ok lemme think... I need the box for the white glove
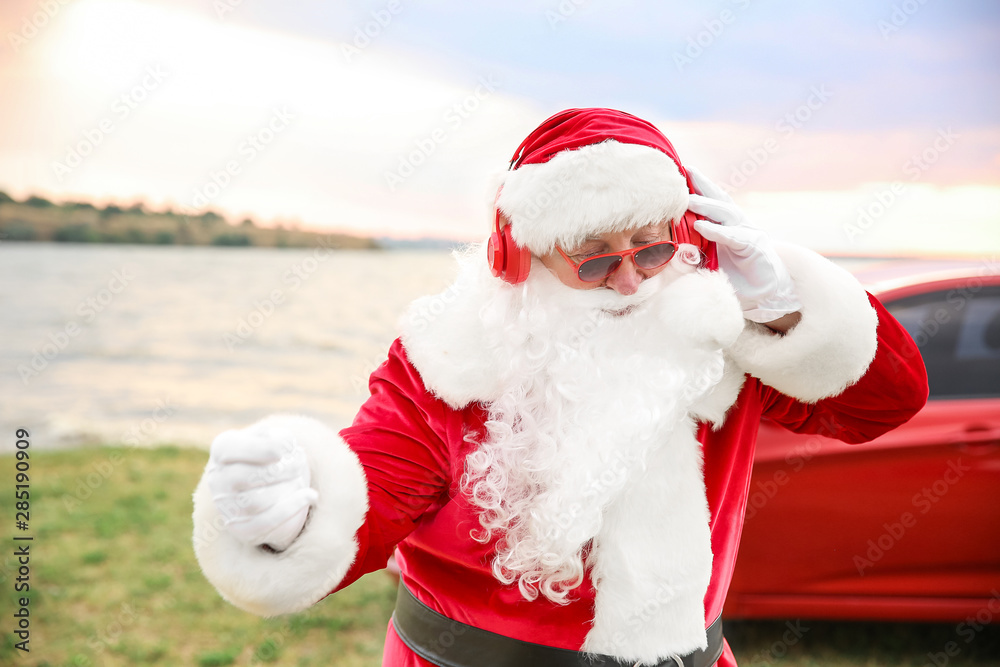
[686,167,802,323]
[206,423,318,552]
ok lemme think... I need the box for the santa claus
[192,108,928,666]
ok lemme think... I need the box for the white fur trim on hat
[192,414,368,617]
[728,244,879,403]
[497,140,689,255]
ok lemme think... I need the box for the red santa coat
[331,293,924,666]
[191,246,927,667]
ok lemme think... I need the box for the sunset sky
[1,0,998,255]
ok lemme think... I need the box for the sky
[1,0,998,255]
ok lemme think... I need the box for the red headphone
[674,208,714,257]
[487,188,532,284]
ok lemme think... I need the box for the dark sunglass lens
[579,256,622,282]
[634,243,676,269]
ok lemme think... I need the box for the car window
[886,284,1000,399]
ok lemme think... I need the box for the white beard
[401,244,746,663]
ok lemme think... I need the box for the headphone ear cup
[489,210,531,284]
[502,225,531,284]
[488,229,506,278]
[676,209,719,269]
[677,210,711,254]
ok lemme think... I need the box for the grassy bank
[0,446,396,666]
[1,446,997,666]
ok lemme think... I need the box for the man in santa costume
[192,108,928,666]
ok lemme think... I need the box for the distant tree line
[0,190,378,249]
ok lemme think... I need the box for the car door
[725,276,1000,621]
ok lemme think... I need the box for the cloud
[0,0,542,239]
[667,121,1000,192]
[0,0,996,254]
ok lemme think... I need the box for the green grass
[1,446,997,666]
[0,446,396,667]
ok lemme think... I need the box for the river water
[0,243,458,452]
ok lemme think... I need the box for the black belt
[392,583,724,667]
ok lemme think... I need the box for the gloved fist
[205,423,318,552]
[686,166,802,323]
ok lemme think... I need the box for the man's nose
[604,259,644,296]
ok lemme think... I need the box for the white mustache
[562,249,700,315]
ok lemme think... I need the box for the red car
[724,257,1000,622]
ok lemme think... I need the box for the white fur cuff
[728,244,878,403]
[192,415,368,617]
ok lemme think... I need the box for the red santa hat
[496,108,705,258]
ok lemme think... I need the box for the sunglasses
[556,241,678,282]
